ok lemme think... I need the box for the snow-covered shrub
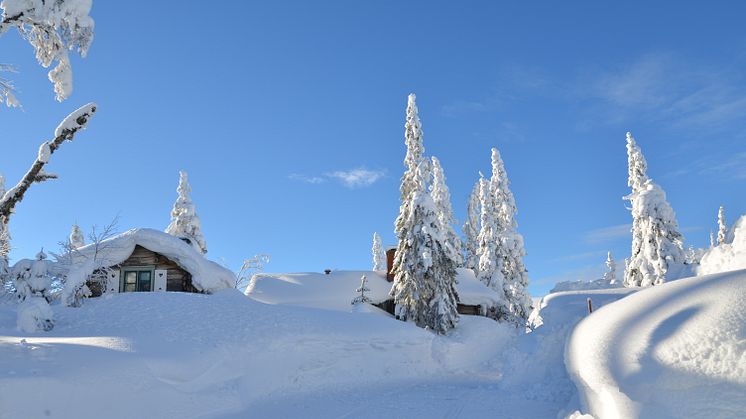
[351,275,372,305]
[17,296,54,332]
[13,249,57,302]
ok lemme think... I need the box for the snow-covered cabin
[246,268,502,318]
[65,228,234,298]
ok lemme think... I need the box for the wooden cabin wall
[116,245,196,292]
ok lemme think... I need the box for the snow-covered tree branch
[0,0,95,102]
[0,102,97,224]
[0,63,20,107]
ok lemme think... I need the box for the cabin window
[120,268,155,292]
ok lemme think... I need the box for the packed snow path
[566,270,746,419]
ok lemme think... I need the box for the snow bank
[697,214,746,275]
[0,290,523,418]
[566,270,746,418]
[62,228,234,305]
[246,268,504,311]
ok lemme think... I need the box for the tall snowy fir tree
[399,93,425,202]
[475,175,508,318]
[488,148,532,326]
[390,94,459,335]
[623,132,685,287]
[462,179,481,272]
[371,232,385,271]
[717,206,727,246]
[430,156,464,267]
[69,224,85,249]
[0,174,8,286]
[165,171,208,254]
[603,251,617,285]
[390,161,459,334]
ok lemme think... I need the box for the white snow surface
[61,228,234,304]
[566,270,746,418]
[246,268,504,310]
[0,289,568,419]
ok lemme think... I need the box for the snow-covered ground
[566,269,746,418]
[1,269,744,418]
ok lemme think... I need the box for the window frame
[119,266,156,293]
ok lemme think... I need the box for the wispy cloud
[665,152,746,181]
[326,168,386,188]
[550,250,609,263]
[582,224,632,244]
[288,174,326,184]
[289,167,386,189]
[440,64,554,117]
[585,53,746,131]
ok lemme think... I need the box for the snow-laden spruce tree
[603,251,617,285]
[390,94,459,334]
[430,156,464,267]
[400,93,425,201]
[390,160,459,334]
[488,148,532,325]
[69,223,85,248]
[351,275,372,305]
[0,0,95,102]
[710,231,715,249]
[166,171,207,254]
[475,175,508,312]
[462,179,481,272]
[623,132,685,287]
[717,206,727,246]
[0,174,9,286]
[372,232,385,271]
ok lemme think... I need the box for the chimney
[385,247,396,282]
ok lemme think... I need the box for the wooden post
[587,298,593,314]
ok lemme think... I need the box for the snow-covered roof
[245,268,503,312]
[61,228,235,304]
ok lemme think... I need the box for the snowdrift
[566,270,746,418]
[0,290,521,419]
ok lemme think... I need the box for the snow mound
[246,268,504,311]
[0,290,522,418]
[62,228,234,305]
[566,270,746,418]
[698,214,746,276]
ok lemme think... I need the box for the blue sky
[2,1,746,296]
